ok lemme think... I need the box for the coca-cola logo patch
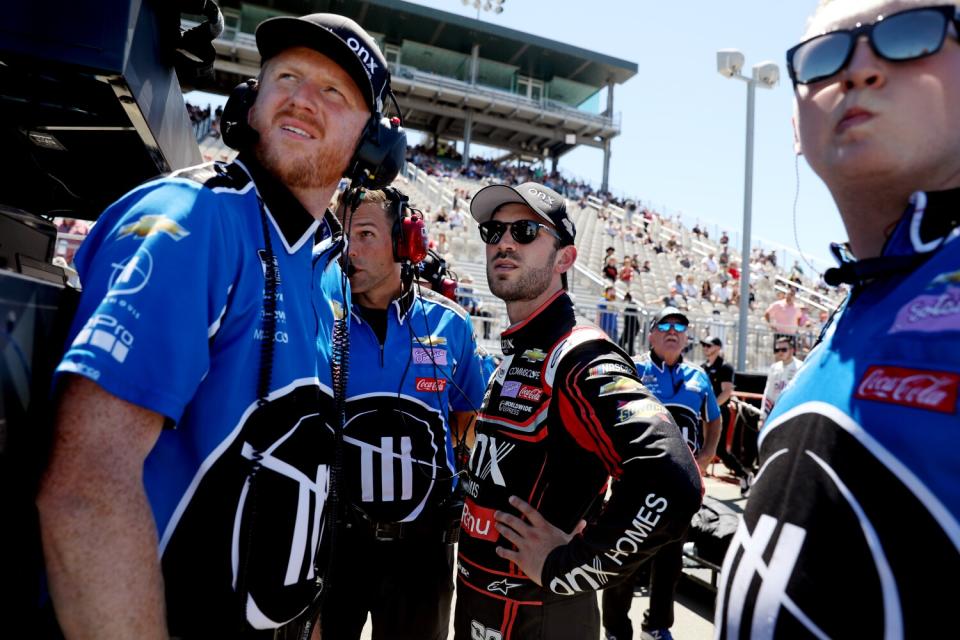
[855,366,959,414]
[415,377,447,392]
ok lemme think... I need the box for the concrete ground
[360,468,746,639]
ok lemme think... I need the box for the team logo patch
[888,285,960,334]
[929,269,960,287]
[600,376,644,397]
[617,399,668,423]
[521,348,547,362]
[412,347,448,365]
[855,366,959,413]
[415,377,447,392]
[415,335,447,347]
[117,214,190,241]
[487,579,522,595]
[587,363,637,379]
[518,385,543,401]
[461,498,498,542]
[108,248,153,297]
[501,380,521,398]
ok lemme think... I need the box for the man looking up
[453,182,702,640]
[717,1,960,637]
[322,189,485,639]
[37,13,389,637]
[603,307,721,640]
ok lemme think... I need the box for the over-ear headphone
[385,187,428,264]
[219,77,407,190]
[418,250,458,301]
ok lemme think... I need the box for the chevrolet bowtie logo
[117,215,190,241]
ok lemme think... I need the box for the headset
[418,250,458,301]
[383,187,428,264]
[220,76,407,190]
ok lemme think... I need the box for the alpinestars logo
[487,579,521,595]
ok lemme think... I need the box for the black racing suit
[454,291,702,640]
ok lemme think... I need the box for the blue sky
[189,0,847,269]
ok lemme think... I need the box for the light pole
[717,50,779,371]
[461,0,505,19]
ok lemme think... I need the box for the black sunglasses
[787,5,959,85]
[774,347,791,353]
[478,219,561,245]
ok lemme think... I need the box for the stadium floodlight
[717,50,780,371]
[465,0,505,18]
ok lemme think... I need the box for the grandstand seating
[187,128,842,371]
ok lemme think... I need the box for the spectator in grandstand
[692,223,703,239]
[716,1,960,635]
[715,279,732,306]
[719,247,730,268]
[604,307,720,640]
[37,12,384,637]
[702,252,719,273]
[602,255,619,282]
[322,188,485,640]
[619,257,634,289]
[666,236,679,252]
[727,260,741,281]
[758,336,802,429]
[619,292,641,356]
[701,336,753,496]
[683,275,699,300]
[700,279,714,302]
[641,259,652,273]
[679,253,692,269]
[598,285,619,342]
[763,286,803,337]
[720,230,730,246]
[653,241,666,255]
[435,206,449,223]
[458,182,700,640]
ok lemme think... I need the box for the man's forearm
[37,377,168,639]
[699,417,722,463]
[39,479,168,639]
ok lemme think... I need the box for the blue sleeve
[702,372,721,422]
[57,179,237,423]
[451,315,486,413]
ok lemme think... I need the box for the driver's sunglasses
[786,5,959,85]
[656,322,688,333]
[774,347,790,353]
[478,219,561,245]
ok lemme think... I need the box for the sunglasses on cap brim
[787,5,959,85]
[478,219,561,245]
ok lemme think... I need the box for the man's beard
[252,110,354,189]
[487,251,555,302]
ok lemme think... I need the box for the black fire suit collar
[500,290,571,356]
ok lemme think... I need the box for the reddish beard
[251,108,357,189]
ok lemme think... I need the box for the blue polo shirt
[56,156,349,632]
[633,350,720,453]
[344,289,486,524]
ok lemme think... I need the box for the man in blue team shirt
[322,188,485,639]
[716,1,960,636]
[36,13,389,637]
[603,306,719,640]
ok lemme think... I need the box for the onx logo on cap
[346,36,378,75]
[527,187,556,206]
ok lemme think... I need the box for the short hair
[775,336,796,349]
[335,189,394,223]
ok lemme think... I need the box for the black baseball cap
[256,13,390,114]
[470,182,576,246]
[651,306,689,327]
[700,335,723,347]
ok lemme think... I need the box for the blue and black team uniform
[717,190,960,638]
[56,153,348,636]
[603,351,720,639]
[321,287,486,640]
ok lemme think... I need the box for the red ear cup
[396,211,428,264]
